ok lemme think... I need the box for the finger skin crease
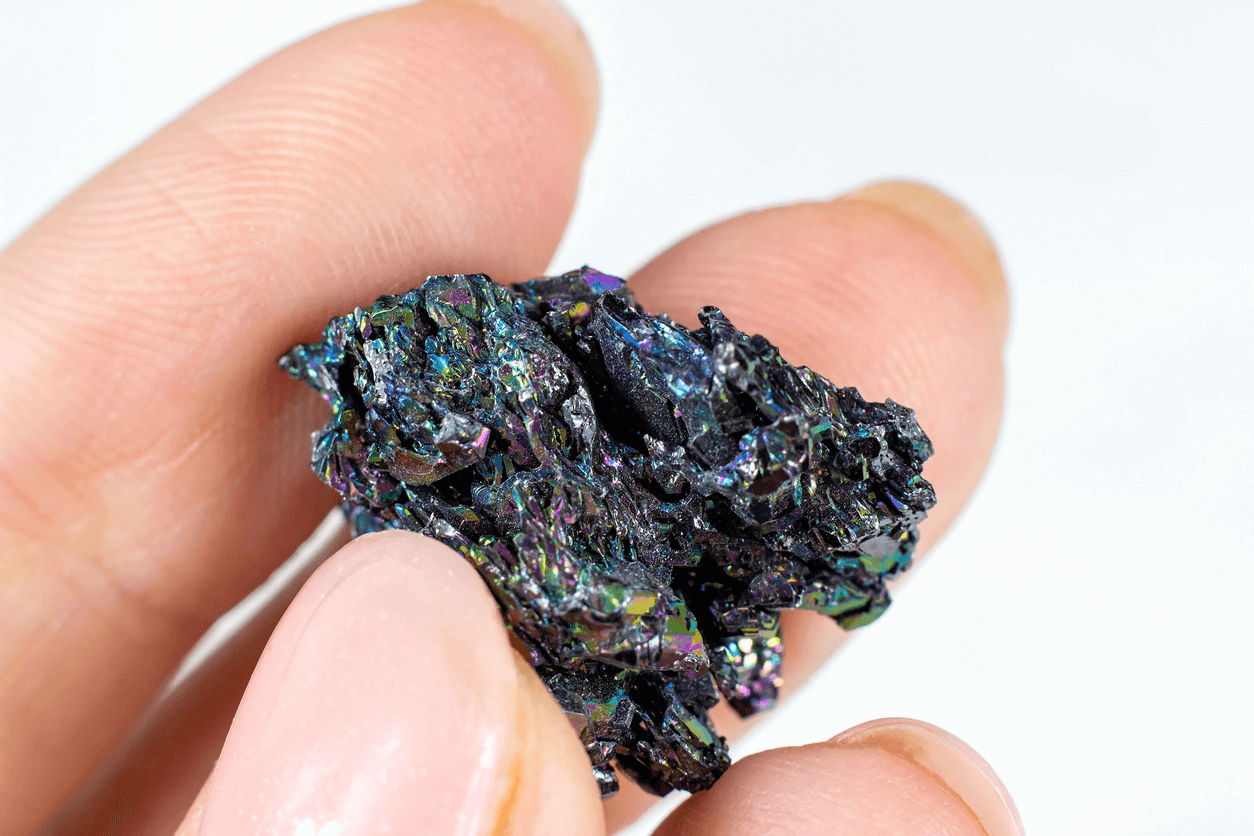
[0,410,234,636]
[488,659,533,836]
[489,742,526,836]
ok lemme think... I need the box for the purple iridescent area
[281,267,935,797]
[578,267,626,296]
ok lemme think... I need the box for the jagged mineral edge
[280,267,935,797]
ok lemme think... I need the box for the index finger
[0,2,597,832]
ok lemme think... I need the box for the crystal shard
[281,267,935,796]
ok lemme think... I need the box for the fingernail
[841,181,1006,305]
[830,718,1024,836]
[446,0,600,143]
[198,531,520,836]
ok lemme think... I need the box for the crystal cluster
[282,268,935,797]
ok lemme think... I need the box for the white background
[3,2,1252,834]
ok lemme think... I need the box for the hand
[0,1,1012,834]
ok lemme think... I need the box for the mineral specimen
[281,267,935,797]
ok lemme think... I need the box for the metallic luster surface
[281,267,935,796]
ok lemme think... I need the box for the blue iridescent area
[281,267,935,797]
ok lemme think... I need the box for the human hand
[0,1,1014,834]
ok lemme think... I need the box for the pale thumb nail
[831,718,1024,836]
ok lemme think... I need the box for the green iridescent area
[282,268,935,797]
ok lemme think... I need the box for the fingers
[654,719,1023,836]
[842,181,1007,326]
[605,181,1007,829]
[197,530,604,836]
[0,1,598,831]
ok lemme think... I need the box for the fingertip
[655,742,981,836]
[656,719,1021,836]
[829,718,1024,836]
[324,529,509,641]
[443,0,600,145]
[200,530,519,835]
[197,529,603,836]
[839,180,1008,336]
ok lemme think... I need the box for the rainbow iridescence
[282,268,935,796]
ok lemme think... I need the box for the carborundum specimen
[282,268,935,797]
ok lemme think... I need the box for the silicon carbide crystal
[281,268,935,797]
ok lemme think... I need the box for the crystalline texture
[281,267,935,797]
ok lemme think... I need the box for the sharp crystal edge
[281,267,936,797]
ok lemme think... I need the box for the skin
[0,1,1019,834]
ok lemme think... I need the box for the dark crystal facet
[281,267,935,796]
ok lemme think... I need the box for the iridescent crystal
[281,268,935,796]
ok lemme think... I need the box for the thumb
[180,530,603,836]
[654,718,1023,836]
